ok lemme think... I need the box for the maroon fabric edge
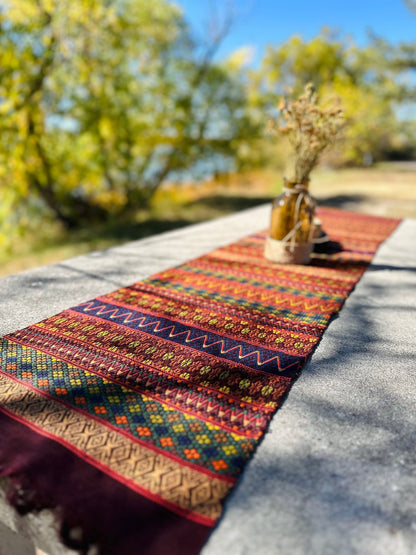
[0,410,211,555]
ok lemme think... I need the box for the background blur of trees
[0,0,415,250]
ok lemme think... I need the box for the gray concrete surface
[203,217,416,555]
[0,205,415,555]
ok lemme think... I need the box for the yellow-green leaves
[0,0,257,247]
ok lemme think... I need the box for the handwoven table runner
[0,208,399,554]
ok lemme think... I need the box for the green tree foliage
[1,1,414,254]
[259,30,412,166]
[405,0,416,13]
[367,1,416,104]
[0,0,258,244]
[261,30,350,95]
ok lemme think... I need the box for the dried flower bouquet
[269,83,345,184]
[265,84,344,264]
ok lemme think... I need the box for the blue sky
[174,0,415,65]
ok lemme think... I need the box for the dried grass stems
[269,83,345,184]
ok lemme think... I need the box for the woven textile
[0,208,399,554]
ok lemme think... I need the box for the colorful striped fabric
[0,208,399,554]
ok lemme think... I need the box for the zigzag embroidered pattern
[71,299,304,374]
[0,208,400,534]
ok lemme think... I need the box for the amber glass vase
[265,177,316,264]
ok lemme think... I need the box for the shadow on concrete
[368,263,416,272]
[316,194,367,209]
[204,270,416,554]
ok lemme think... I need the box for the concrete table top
[0,205,415,555]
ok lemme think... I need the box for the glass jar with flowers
[265,83,344,264]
